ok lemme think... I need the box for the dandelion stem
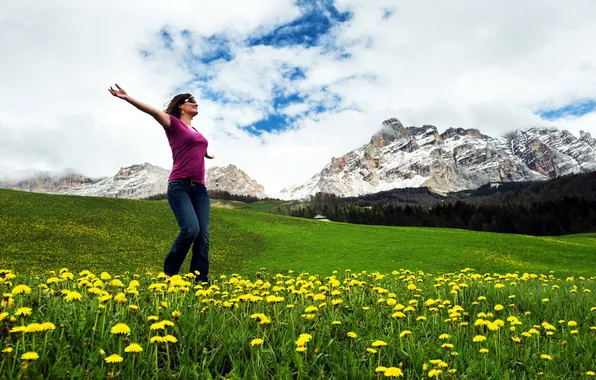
[166,342,171,374]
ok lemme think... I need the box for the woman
[109,84,214,285]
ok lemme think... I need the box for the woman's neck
[180,114,193,127]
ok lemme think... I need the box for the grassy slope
[1,189,595,277]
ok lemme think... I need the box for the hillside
[0,189,595,276]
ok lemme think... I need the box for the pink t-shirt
[164,114,209,185]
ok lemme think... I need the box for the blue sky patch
[244,114,289,134]
[247,0,351,48]
[159,27,174,50]
[538,99,596,120]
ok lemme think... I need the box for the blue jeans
[164,180,210,283]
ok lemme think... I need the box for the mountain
[53,163,170,199]
[0,169,100,193]
[205,165,266,198]
[279,118,596,199]
[1,163,266,199]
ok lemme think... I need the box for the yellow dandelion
[384,367,404,377]
[494,304,504,311]
[150,321,166,330]
[15,307,32,317]
[12,285,31,295]
[399,330,412,338]
[567,321,577,327]
[428,369,442,378]
[376,366,388,373]
[65,291,83,301]
[105,354,123,363]
[150,336,165,344]
[3,347,13,353]
[541,354,552,360]
[442,343,454,350]
[479,348,489,354]
[164,335,177,343]
[586,371,595,376]
[124,343,143,353]
[439,334,450,340]
[295,333,312,346]
[110,323,131,335]
[21,351,39,361]
[304,306,318,313]
[25,323,44,333]
[250,313,271,325]
[250,338,264,346]
[473,335,486,343]
[372,340,387,347]
[295,346,306,353]
[347,331,357,339]
[366,348,378,354]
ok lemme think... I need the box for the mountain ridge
[0,162,266,199]
[279,118,596,200]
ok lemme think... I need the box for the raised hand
[108,84,129,100]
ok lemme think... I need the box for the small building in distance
[313,214,330,222]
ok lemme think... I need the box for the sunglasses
[184,97,197,104]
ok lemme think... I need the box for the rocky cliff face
[0,170,99,193]
[280,119,596,199]
[205,165,266,198]
[50,163,170,199]
[1,163,266,199]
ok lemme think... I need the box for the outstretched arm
[108,84,171,129]
[205,151,215,159]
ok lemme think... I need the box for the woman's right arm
[109,84,171,129]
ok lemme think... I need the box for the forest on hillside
[278,172,596,236]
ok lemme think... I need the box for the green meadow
[0,189,595,277]
[1,189,596,379]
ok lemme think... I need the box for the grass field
[1,189,595,379]
[0,189,595,277]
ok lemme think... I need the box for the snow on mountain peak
[279,120,596,200]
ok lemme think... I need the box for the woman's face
[180,96,199,116]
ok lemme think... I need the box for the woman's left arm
[205,151,215,159]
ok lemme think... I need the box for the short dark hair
[164,93,192,118]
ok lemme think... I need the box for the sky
[1,0,596,196]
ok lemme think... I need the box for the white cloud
[1,0,595,194]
